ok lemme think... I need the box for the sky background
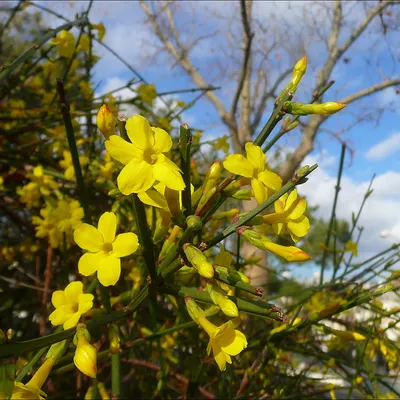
[7,1,400,276]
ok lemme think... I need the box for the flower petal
[245,142,266,172]
[285,189,298,211]
[98,211,117,244]
[126,115,155,150]
[212,344,227,371]
[138,189,168,209]
[251,179,267,204]
[223,154,253,178]
[290,198,306,219]
[112,232,139,257]
[220,330,247,356]
[63,312,81,330]
[117,158,154,195]
[64,281,83,303]
[152,127,172,153]
[49,305,74,326]
[97,256,121,287]
[78,294,94,314]
[153,159,185,191]
[78,251,104,276]
[258,170,282,191]
[74,224,103,252]
[288,216,310,238]
[105,135,139,165]
[274,193,288,213]
[51,290,67,308]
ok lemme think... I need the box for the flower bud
[202,161,221,194]
[74,327,97,378]
[196,187,216,213]
[206,282,238,317]
[183,244,214,279]
[296,165,310,178]
[185,297,205,323]
[176,265,197,285]
[263,240,311,262]
[108,188,120,197]
[164,187,181,216]
[284,101,345,116]
[6,329,13,341]
[230,189,252,200]
[212,208,240,220]
[328,328,366,342]
[186,215,202,231]
[108,324,120,354]
[46,340,68,362]
[240,229,266,250]
[290,56,307,89]
[191,186,203,207]
[97,104,116,139]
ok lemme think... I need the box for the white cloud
[365,133,400,161]
[298,155,400,260]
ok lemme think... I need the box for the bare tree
[139,0,400,285]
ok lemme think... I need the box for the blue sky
[15,1,400,263]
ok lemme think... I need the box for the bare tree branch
[230,0,254,122]
[139,1,233,131]
[338,77,400,105]
[336,0,395,58]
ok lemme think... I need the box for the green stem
[263,81,335,153]
[56,79,89,222]
[180,124,192,217]
[163,285,285,321]
[111,352,121,397]
[131,195,156,281]
[0,17,88,84]
[320,143,345,284]
[253,90,292,147]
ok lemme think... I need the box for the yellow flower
[92,23,106,42]
[214,136,230,153]
[0,176,4,191]
[74,211,139,286]
[105,115,185,195]
[17,182,41,209]
[79,81,93,100]
[49,281,94,330]
[97,104,116,139]
[11,341,66,400]
[262,189,310,242]
[199,316,247,371]
[74,333,97,378]
[223,142,282,204]
[60,151,89,181]
[29,166,59,196]
[55,199,84,233]
[330,329,366,341]
[11,381,47,400]
[137,84,157,106]
[345,240,358,256]
[49,30,75,58]
[32,206,62,248]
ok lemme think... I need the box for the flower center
[143,148,158,165]
[103,242,113,253]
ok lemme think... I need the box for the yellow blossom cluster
[32,199,84,248]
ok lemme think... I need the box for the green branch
[0,17,88,84]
